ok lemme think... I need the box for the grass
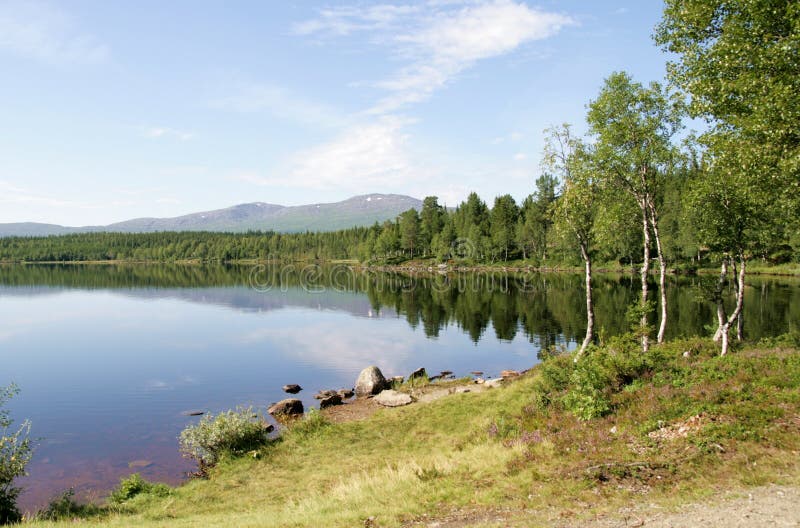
[27,339,800,527]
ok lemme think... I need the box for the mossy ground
[28,340,800,527]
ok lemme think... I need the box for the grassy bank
[29,338,800,527]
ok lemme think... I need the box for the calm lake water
[1,264,798,511]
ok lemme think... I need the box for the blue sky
[0,0,669,226]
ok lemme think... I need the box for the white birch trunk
[576,242,594,361]
[647,198,668,344]
[713,259,728,342]
[640,205,651,353]
[720,256,747,356]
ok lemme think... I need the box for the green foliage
[179,406,272,474]
[285,409,332,442]
[108,474,170,505]
[0,384,32,525]
[36,489,103,521]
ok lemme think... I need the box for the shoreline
[1,259,798,278]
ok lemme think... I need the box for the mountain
[0,194,423,237]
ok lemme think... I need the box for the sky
[0,0,670,226]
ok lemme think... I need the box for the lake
[1,263,798,511]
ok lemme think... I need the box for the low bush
[109,474,171,505]
[179,406,272,475]
[1,384,32,525]
[36,489,103,521]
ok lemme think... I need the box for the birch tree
[544,125,598,359]
[587,72,682,352]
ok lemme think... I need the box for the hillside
[0,194,422,237]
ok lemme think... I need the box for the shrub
[109,473,171,504]
[36,489,103,521]
[179,406,271,475]
[1,384,32,525]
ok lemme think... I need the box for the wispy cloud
[491,131,523,144]
[273,1,574,194]
[0,0,108,64]
[296,1,575,114]
[143,127,194,141]
[210,80,348,129]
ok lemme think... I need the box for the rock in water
[268,399,304,419]
[314,389,338,400]
[501,370,521,379]
[319,394,343,408]
[355,366,389,397]
[282,384,302,394]
[374,390,414,407]
[409,367,427,380]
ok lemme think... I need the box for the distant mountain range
[0,194,423,237]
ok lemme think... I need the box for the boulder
[355,366,389,397]
[409,367,427,380]
[391,375,405,384]
[314,389,338,400]
[282,384,302,394]
[374,390,414,407]
[319,394,343,409]
[440,370,454,378]
[337,388,355,399]
[500,370,521,379]
[268,398,304,418]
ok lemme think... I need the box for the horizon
[1,1,668,225]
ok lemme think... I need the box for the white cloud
[144,127,194,141]
[251,116,428,192]
[513,152,527,161]
[491,131,523,144]
[279,1,573,192]
[210,81,347,129]
[295,1,573,115]
[0,0,108,64]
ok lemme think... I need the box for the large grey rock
[374,390,414,407]
[268,398,304,419]
[355,366,389,397]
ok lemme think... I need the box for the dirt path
[404,485,800,527]
[592,485,800,528]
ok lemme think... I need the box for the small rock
[610,426,618,435]
[282,384,302,394]
[268,398,304,419]
[320,394,343,408]
[337,388,354,399]
[500,370,521,379]
[471,371,484,376]
[391,375,405,384]
[409,367,427,380]
[440,370,453,378]
[374,389,414,407]
[263,422,275,433]
[682,350,691,358]
[355,366,390,397]
[428,375,441,382]
[181,410,205,416]
[484,378,503,388]
[474,377,485,384]
[314,389,338,400]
